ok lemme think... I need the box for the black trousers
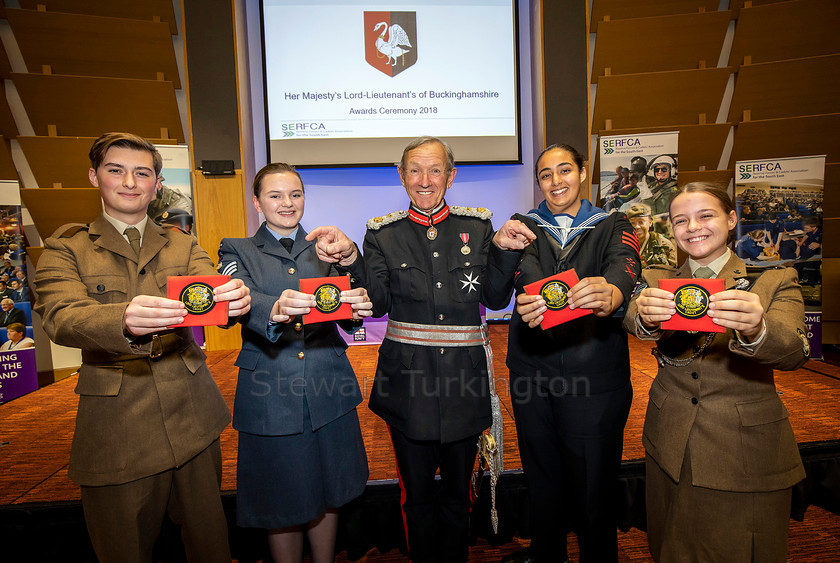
[510,375,632,563]
[390,427,478,563]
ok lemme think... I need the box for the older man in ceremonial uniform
[346,136,534,562]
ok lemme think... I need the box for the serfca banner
[599,132,679,268]
[734,155,825,360]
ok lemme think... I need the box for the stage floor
[2,325,840,506]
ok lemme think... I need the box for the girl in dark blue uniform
[505,144,641,562]
[218,163,372,563]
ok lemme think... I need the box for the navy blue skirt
[236,406,368,528]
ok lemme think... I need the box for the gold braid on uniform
[449,206,493,220]
[366,210,408,230]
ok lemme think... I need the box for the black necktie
[279,237,294,252]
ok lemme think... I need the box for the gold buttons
[294,322,303,332]
[433,252,439,258]
[438,314,445,321]
[297,351,305,359]
[401,263,407,268]
[288,267,296,275]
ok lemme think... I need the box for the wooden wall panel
[0,32,11,78]
[591,11,731,82]
[590,0,719,32]
[0,138,18,181]
[18,0,177,35]
[731,0,802,11]
[728,54,840,123]
[12,73,184,142]
[19,188,101,240]
[592,67,731,133]
[729,114,840,169]
[0,82,18,139]
[729,0,840,67]
[7,9,180,87]
[191,171,248,351]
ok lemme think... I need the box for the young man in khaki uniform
[34,132,251,562]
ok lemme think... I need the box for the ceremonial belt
[385,319,504,531]
[384,320,488,347]
[81,332,185,364]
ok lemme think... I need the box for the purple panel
[0,348,38,404]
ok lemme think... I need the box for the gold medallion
[427,226,437,240]
[461,245,471,255]
[179,282,216,315]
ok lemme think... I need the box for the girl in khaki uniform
[625,182,809,562]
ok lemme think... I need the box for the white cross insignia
[460,272,480,293]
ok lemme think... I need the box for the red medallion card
[299,275,353,324]
[167,275,230,327]
[658,278,725,333]
[523,269,592,330]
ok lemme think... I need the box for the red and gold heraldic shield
[167,275,230,327]
[364,11,417,77]
[299,275,353,324]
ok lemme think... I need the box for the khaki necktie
[694,266,715,279]
[124,226,141,257]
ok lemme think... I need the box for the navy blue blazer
[218,224,363,436]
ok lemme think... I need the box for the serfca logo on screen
[282,123,326,131]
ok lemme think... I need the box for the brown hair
[669,182,736,242]
[89,132,163,176]
[253,163,304,197]
[5,322,24,335]
[669,182,734,217]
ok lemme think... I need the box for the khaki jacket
[624,254,808,492]
[34,216,230,486]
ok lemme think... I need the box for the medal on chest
[460,232,471,255]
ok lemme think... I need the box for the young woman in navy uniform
[218,163,372,563]
[626,182,808,562]
[507,144,642,562]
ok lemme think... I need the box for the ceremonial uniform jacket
[350,205,519,443]
[507,207,641,395]
[218,224,362,436]
[624,254,808,492]
[34,216,231,487]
